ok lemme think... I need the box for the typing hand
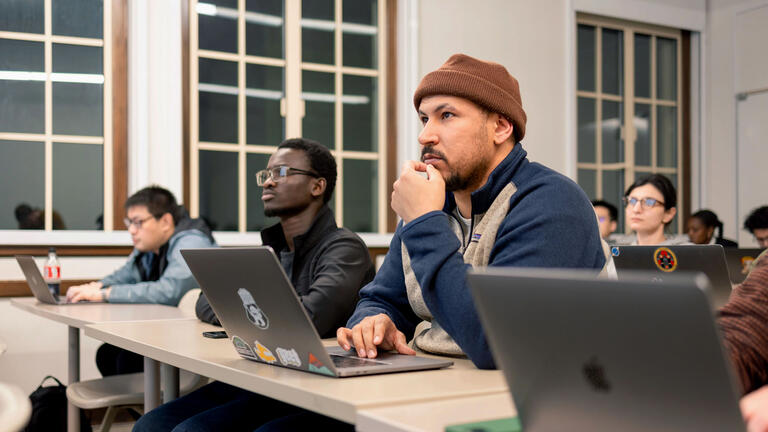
[391,161,445,224]
[741,385,768,432]
[336,313,416,359]
[66,281,105,303]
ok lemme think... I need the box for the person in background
[745,206,768,249]
[66,186,216,376]
[592,199,618,241]
[686,209,738,247]
[623,174,688,246]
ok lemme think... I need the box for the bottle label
[44,266,61,280]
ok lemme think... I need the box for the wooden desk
[357,392,516,432]
[10,298,194,432]
[84,319,508,424]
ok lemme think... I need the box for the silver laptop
[15,255,94,305]
[724,248,764,284]
[468,268,745,432]
[181,247,453,377]
[611,244,733,308]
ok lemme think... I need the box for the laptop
[15,255,94,305]
[724,248,764,284]
[611,244,733,308]
[181,247,453,377]
[468,268,745,432]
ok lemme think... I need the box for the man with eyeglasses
[745,206,768,250]
[592,199,619,241]
[134,138,375,432]
[66,185,216,376]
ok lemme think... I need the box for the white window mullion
[44,0,53,231]
[285,0,302,137]
[190,0,200,218]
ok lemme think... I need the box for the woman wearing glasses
[623,174,689,246]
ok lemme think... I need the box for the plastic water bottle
[43,247,61,297]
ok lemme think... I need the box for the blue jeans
[132,381,353,432]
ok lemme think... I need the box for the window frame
[576,13,686,234]
[185,0,395,234]
[0,0,128,232]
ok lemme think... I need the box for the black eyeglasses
[255,166,320,186]
[622,196,664,209]
[123,215,154,229]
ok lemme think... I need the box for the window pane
[199,150,239,231]
[634,33,651,98]
[245,0,284,59]
[53,43,103,74]
[577,24,596,92]
[302,70,335,148]
[657,37,677,100]
[657,105,677,167]
[602,100,623,163]
[0,0,44,34]
[342,0,377,68]
[246,152,279,231]
[0,39,44,133]
[601,28,623,96]
[52,143,102,230]
[199,13,237,54]
[52,0,103,39]
[634,103,651,166]
[1,38,44,71]
[634,170,651,181]
[343,159,377,232]
[577,97,596,163]
[0,140,45,229]
[0,81,44,133]
[53,83,103,136]
[246,63,284,145]
[577,169,596,200]
[302,0,334,64]
[602,169,625,233]
[343,74,377,152]
[199,59,238,143]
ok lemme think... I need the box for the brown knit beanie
[413,53,527,143]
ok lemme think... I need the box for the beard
[421,122,492,192]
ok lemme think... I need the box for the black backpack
[24,376,91,432]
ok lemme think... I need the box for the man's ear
[492,114,515,145]
[310,178,327,199]
[160,212,175,229]
[609,221,618,233]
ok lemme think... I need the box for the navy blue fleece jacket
[346,144,605,369]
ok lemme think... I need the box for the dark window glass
[246,152,279,231]
[52,143,103,230]
[199,150,239,231]
[246,63,284,145]
[577,24,596,92]
[601,100,624,163]
[53,43,102,74]
[0,0,44,34]
[199,15,237,53]
[634,34,651,98]
[52,83,103,136]
[602,169,625,232]
[601,28,623,96]
[657,37,677,100]
[0,39,44,71]
[343,159,377,232]
[0,140,45,229]
[577,169,596,201]
[52,0,103,39]
[0,81,44,133]
[245,0,284,59]
[634,103,651,166]
[302,70,334,148]
[342,74,377,152]
[577,97,596,163]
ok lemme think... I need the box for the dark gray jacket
[196,205,374,338]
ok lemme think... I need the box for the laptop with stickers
[723,248,764,284]
[468,268,745,432]
[610,244,733,308]
[15,255,98,305]
[181,247,453,377]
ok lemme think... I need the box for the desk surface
[356,392,516,432]
[10,297,194,328]
[84,319,508,423]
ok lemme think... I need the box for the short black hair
[591,200,618,222]
[277,138,337,204]
[744,206,768,233]
[625,174,677,211]
[125,186,181,224]
[691,209,724,241]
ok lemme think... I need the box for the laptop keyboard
[330,354,390,368]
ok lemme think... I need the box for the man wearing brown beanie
[338,53,607,369]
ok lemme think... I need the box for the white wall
[704,0,768,242]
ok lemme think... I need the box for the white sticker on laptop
[231,335,257,360]
[237,288,269,329]
[276,347,302,367]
